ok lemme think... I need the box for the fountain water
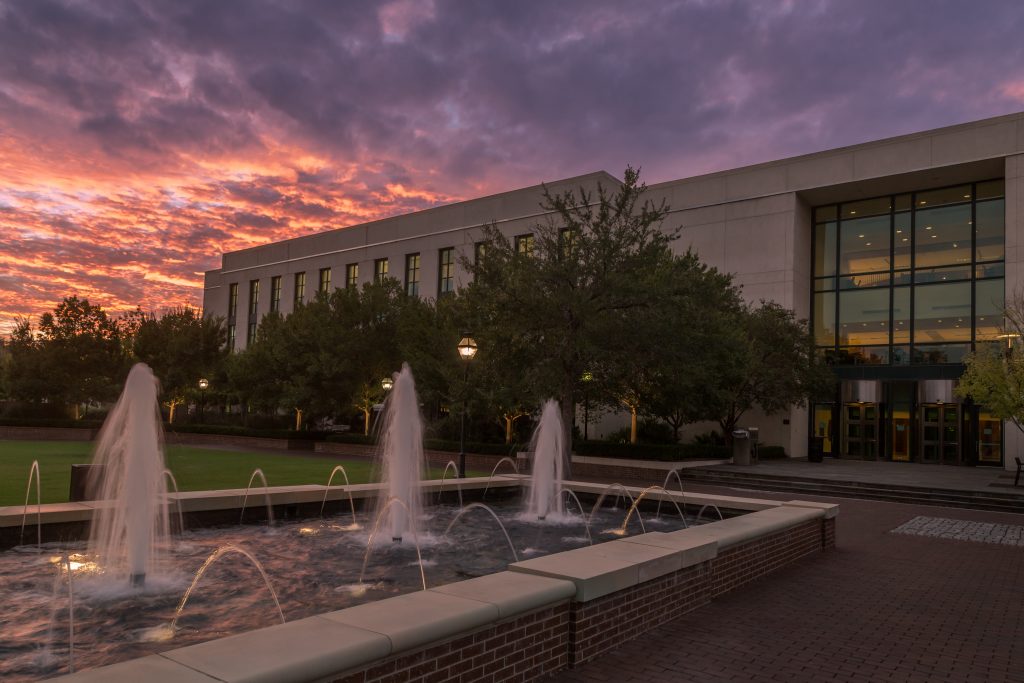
[374,364,425,542]
[162,469,185,535]
[239,469,274,526]
[559,489,593,544]
[87,363,169,587]
[587,483,641,533]
[444,503,520,562]
[320,465,358,528]
[525,400,565,521]
[620,485,687,534]
[437,460,463,507]
[481,456,519,500]
[20,460,41,548]
[359,497,427,591]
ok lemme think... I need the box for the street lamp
[581,371,593,440]
[381,377,394,392]
[197,378,209,422]
[457,335,478,477]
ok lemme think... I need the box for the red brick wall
[823,516,836,549]
[569,564,710,665]
[707,519,825,599]
[330,603,570,683]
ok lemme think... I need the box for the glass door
[813,404,835,456]
[843,403,879,459]
[920,404,960,464]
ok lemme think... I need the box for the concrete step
[678,469,1024,513]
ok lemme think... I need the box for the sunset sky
[2,0,1024,330]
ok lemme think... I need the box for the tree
[957,289,1024,434]
[599,250,743,443]
[36,296,128,416]
[133,307,227,423]
[464,167,677,460]
[702,301,834,440]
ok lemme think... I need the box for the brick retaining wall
[332,603,570,683]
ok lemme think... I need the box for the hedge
[573,441,731,461]
[0,417,103,429]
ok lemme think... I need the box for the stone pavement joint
[891,515,1024,546]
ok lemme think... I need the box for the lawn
[0,440,470,507]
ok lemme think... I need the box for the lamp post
[381,377,394,392]
[581,371,593,440]
[197,378,209,423]
[457,335,478,477]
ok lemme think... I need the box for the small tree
[957,289,1024,435]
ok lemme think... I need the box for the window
[294,272,306,305]
[248,280,260,317]
[812,179,1004,365]
[405,253,420,296]
[319,267,331,293]
[228,283,238,319]
[438,247,455,296]
[374,258,389,283]
[247,321,257,346]
[270,276,281,312]
[346,263,359,289]
[515,234,534,256]
[559,228,577,257]
[227,324,236,351]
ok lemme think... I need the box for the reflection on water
[0,501,702,681]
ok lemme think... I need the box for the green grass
[0,440,476,507]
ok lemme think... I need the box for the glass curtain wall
[812,180,1005,364]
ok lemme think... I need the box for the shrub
[573,441,730,461]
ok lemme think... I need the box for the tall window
[812,179,1004,366]
[559,228,576,257]
[405,253,420,296]
[247,321,257,346]
[438,247,455,296]
[515,234,534,256]
[270,276,281,312]
[346,263,359,289]
[374,258,389,283]
[227,323,236,351]
[228,283,239,319]
[319,267,331,293]
[294,272,306,305]
[248,280,260,317]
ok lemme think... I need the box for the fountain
[374,363,426,542]
[86,363,170,587]
[20,460,41,548]
[525,400,565,521]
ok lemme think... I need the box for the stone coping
[1,475,807,529]
[44,494,833,682]
[508,502,826,601]
[0,476,523,528]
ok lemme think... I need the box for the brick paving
[550,484,1024,683]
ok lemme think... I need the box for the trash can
[747,427,759,463]
[808,436,825,463]
[732,430,751,466]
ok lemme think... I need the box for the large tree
[702,301,834,440]
[35,296,128,416]
[464,167,677,460]
[133,307,227,422]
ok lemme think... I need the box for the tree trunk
[630,408,638,444]
[363,408,371,435]
[505,416,514,444]
[168,402,176,424]
[294,408,303,431]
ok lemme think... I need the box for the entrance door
[844,403,879,459]
[920,404,960,464]
[813,404,835,456]
[890,381,914,462]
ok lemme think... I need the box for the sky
[2,0,1024,330]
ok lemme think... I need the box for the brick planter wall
[707,519,824,599]
[0,425,97,441]
[331,603,570,683]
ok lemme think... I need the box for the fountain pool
[0,496,705,681]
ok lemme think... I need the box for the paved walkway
[550,483,1024,683]
[696,458,1019,494]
